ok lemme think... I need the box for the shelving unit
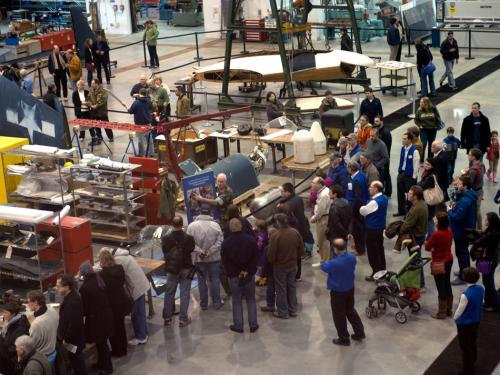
[0,147,79,210]
[70,164,146,243]
[0,205,65,292]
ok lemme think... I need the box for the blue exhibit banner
[0,76,65,148]
[182,171,218,223]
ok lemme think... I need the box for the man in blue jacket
[439,31,459,90]
[387,17,401,61]
[346,161,368,255]
[448,176,477,285]
[327,152,349,195]
[321,238,365,346]
[128,88,153,156]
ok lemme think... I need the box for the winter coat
[144,24,159,46]
[57,290,86,351]
[128,96,152,125]
[17,350,51,375]
[460,112,491,153]
[415,106,441,129]
[88,87,108,120]
[67,54,82,81]
[113,248,151,301]
[162,230,195,272]
[221,231,259,277]
[361,159,380,185]
[176,94,191,118]
[278,194,313,243]
[400,199,428,238]
[416,44,433,72]
[448,189,478,239]
[72,89,89,119]
[93,40,110,62]
[0,314,30,374]
[159,177,178,221]
[79,273,114,343]
[327,163,349,195]
[47,52,67,74]
[319,97,337,115]
[268,226,305,270]
[359,97,383,124]
[387,24,401,46]
[440,38,459,61]
[326,197,353,241]
[266,101,284,122]
[100,264,132,317]
[186,215,224,263]
[434,150,450,201]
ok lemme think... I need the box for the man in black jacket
[359,88,383,124]
[162,215,195,327]
[277,182,313,245]
[93,34,111,84]
[460,102,491,154]
[47,45,68,99]
[56,274,87,375]
[431,140,450,202]
[373,116,392,196]
[221,218,259,333]
[439,31,459,90]
[326,185,353,251]
[0,299,30,375]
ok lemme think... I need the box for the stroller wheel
[410,302,421,313]
[377,297,387,310]
[395,311,407,324]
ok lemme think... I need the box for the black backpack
[164,238,185,275]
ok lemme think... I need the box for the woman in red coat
[425,211,454,319]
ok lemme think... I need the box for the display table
[281,154,331,185]
[135,256,165,318]
[285,96,354,112]
[376,61,416,97]
[204,128,294,173]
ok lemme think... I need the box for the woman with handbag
[425,211,454,319]
[470,212,500,311]
[98,250,132,357]
[415,97,442,160]
[419,158,444,237]
[415,38,436,98]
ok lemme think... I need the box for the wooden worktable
[281,154,331,185]
[135,256,165,318]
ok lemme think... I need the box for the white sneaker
[128,336,148,346]
[312,262,321,268]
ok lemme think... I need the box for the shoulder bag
[423,175,444,205]
[430,261,446,275]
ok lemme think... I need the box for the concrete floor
[24,22,500,374]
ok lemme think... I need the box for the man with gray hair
[310,176,332,267]
[268,213,305,319]
[365,127,389,176]
[187,206,224,310]
[360,181,388,280]
[19,69,33,95]
[193,173,234,223]
[15,335,51,375]
[431,140,450,201]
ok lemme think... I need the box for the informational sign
[0,76,65,148]
[182,171,218,223]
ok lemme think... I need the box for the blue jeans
[163,269,192,322]
[131,294,148,340]
[482,262,500,309]
[454,237,471,279]
[137,131,153,156]
[274,266,298,317]
[70,79,77,92]
[265,274,276,309]
[196,261,222,309]
[420,71,436,97]
[448,159,457,184]
[229,276,258,330]
[420,128,437,160]
[441,59,456,88]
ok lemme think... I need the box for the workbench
[376,61,416,97]
[204,128,294,174]
[135,256,165,318]
[281,154,331,186]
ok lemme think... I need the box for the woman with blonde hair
[99,250,131,357]
[415,96,442,159]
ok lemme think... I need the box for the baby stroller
[366,252,430,324]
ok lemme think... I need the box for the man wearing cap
[346,161,369,255]
[327,152,349,195]
[0,299,30,375]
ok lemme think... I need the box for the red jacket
[425,228,453,263]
